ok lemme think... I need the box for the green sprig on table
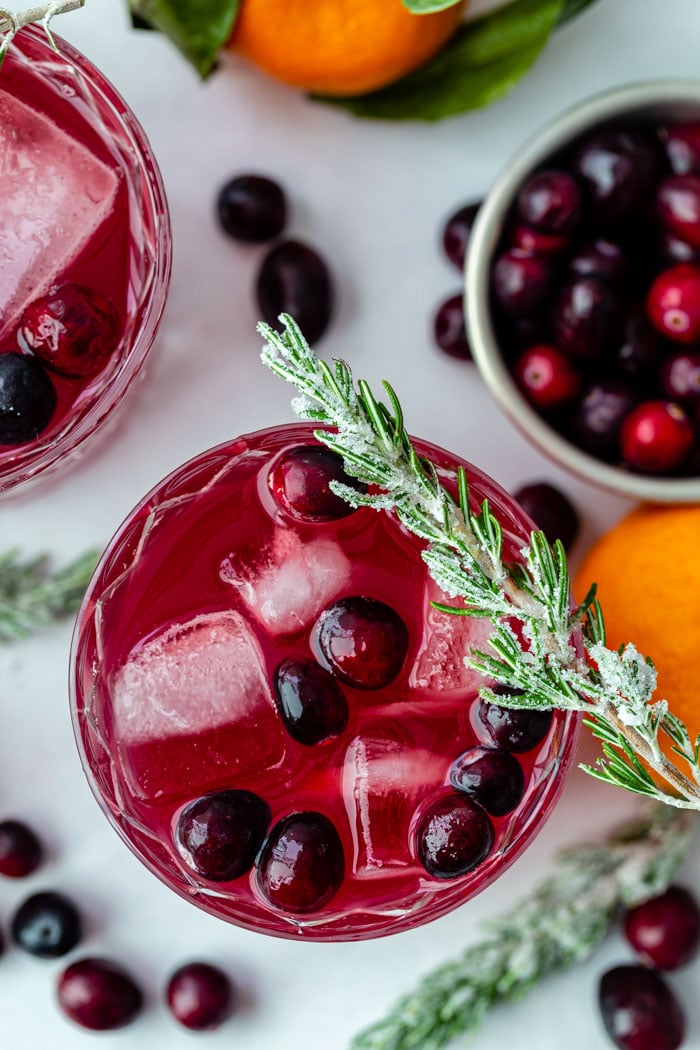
[0,548,99,642]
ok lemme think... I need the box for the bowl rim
[465,78,700,504]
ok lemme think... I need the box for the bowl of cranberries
[466,81,700,501]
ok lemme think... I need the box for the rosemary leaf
[0,548,99,642]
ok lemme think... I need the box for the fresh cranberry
[620,400,694,473]
[256,812,344,913]
[513,344,581,409]
[570,380,639,461]
[57,957,143,1031]
[572,129,661,225]
[657,175,700,247]
[256,240,333,344]
[497,314,546,352]
[18,284,120,377]
[569,239,627,285]
[657,232,700,268]
[551,277,621,360]
[0,352,56,444]
[598,964,685,1050]
[216,174,287,243]
[646,264,700,344]
[417,793,493,878]
[491,249,553,316]
[613,311,662,382]
[166,962,234,1031]
[660,352,700,402]
[517,168,582,235]
[511,224,567,255]
[12,891,82,958]
[623,885,700,971]
[314,596,408,690]
[433,293,472,360]
[512,481,579,551]
[476,692,553,753]
[274,658,348,745]
[0,819,42,877]
[269,444,366,521]
[449,747,525,816]
[175,790,270,881]
[442,201,481,271]
[662,121,700,175]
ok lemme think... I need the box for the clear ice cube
[410,579,493,694]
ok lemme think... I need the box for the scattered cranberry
[571,380,639,461]
[57,957,143,1031]
[11,890,82,958]
[0,819,42,877]
[598,964,685,1050]
[256,239,333,344]
[417,793,493,879]
[511,224,567,255]
[18,284,120,377]
[517,168,582,235]
[620,400,693,473]
[492,249,552,316]
[646,264,700,344]
[0,352,56,445]
[315,596,408,690]
[442,201,481,271]
[449,747,525,816]
[274,658,348,745]
[513,345,581,409]
[257,812,344,913]
[269,444,365,521]
[569,239,627,285]
[175,790,270,882]
[551,277,621,360]
[166,962,233,1031]
[657,175,700,247]
[661,121,700,176]
[572,129,661,225]
[623,885,700,971]
[216,174,287,243]
[476,692,553,753]
[660,352,700,402]
[433,293,472,360]
[512,481,579,550]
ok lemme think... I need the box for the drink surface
[72,424,579,940]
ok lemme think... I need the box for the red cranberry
[517,168,582,235]
[0,352,56,444]
[660,352,700,402]
[175,790,270,882]
[511,223,567,255]
[315,596,408,690]
[270,444,366,521]
[513,344,581,409]
[476,692,553,753]
[256,812,344,913]
[274,658,348,745]
[12,891,82,958]
[0,819,42,877]
[257,240,333,344]
[492,249,553,316]
[572,129,661,225]
[433,293,472,360]
[623,885,700,971]
[569,239,627,285]
[449,747,525,816]
[657,232,700,268]
[216,174,286,243]
[598,964,685,1050]
[166,962,233,1031]
[417,793,493,879]
[620,400,694,473]
[657,175,700,247]
[646,264,700,344]
[512,481,579,551]
[18,284,120,378]
[662,121,700,175]
[57,957,143,1031]
[571,380,639,462]
[551,277,621,360]
[442,201,481,271]
[613,311,662,382]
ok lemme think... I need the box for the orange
[228,0,467,96]
[573,504,700,745]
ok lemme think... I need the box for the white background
[1,0,699,1047]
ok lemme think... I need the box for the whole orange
[228,0,467,96]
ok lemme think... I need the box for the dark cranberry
[0,819,43,877]
[661,122,700,176]
[571,380,639,461]
[657,232,700,267]
[647,264,700,344]
[0,352,56,444]
[256,812,344,913]
[657,175,700,247]
[449,747,525,816]
[256,239,333,344]
[166,962,233,1031]
[11,891,82,958]
[491,249,552,316]
[572,129,661,225]
[513,344,581,409]
[57,957,143,1031]
[175,790,270,882]
[511,224,567,255]
[216,174,286,243]
[623,885,700,971]
[442,200,481,271]
[269,444,366,521]
[433,293,471,360]
[598,964,685,1050]
[613,311,662,382]
[517,168,582,235]
[620,400,694,473]
[18,284,120,377]
[551,277,621,360]
[512,481,579,551]
[315,596,408,690]
[274,658,348,745]
[476,691,553,752]
[497,314,546,352]
[569,239,627,285]
[417,793,493,879]
[660,352,700,402]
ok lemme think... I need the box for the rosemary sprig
[0,548,98,642]
[0,0,84,64]
[260,314,700,811]
[350,804,696,1050]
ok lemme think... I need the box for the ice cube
[220,528,351,636]
[112,611,286,802]
[0,92,118,336]
[410,579,493,694]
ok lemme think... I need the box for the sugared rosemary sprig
[0,547,98,641]
[260,314,700,811]
[0,0,84,64]
[350,803,695,1050]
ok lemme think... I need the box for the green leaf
[556,0,600,26]
[402,0,464,11]
[127,0,239,77]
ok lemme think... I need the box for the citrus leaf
[402,0,465,11]
[127,0,239,76]
[557,0,600,24]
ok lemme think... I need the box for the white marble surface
[1,1,699,1047]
